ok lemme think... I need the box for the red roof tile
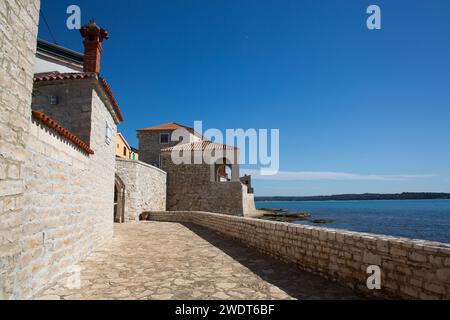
[161,140,237,152]
[137,122,189,131]
[31,110,94,155]
[33,72,124,122]
[137,122,203,137]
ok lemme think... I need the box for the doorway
[114,175,125,223]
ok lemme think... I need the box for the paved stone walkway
[37,222,362,300]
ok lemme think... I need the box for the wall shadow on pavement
[181,222,363,300]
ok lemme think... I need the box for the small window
[50,95,59,105]
[160,133,170,144]
[123,147,127,156]
[105,122,112,145]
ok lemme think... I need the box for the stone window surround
[160,133,170,144]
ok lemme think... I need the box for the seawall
[142,211,450,299]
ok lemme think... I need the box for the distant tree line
[255,192,450,202]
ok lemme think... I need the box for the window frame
[159,133,170,144]
[105,122,113,145]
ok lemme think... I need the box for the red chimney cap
[80,19,109,42]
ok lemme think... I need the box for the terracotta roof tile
[137,122,188,131]
[31,110,94,155]
[138,122,205,136]
[161,140,237,152]
[33,72,124,122]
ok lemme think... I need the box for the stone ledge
[115,157,167,175]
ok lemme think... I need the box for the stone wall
[86,89,117,242]
[116,158,167,222]
[0,0,40,300]
[32,79,94,145]
[162,155,255,216]
[137,129,199,167]
[242,186,256,217]
[12,88,118,299]
[137,130,178,167]
[20,119,91,298]
[12,87,118,299]
[143,211,450,299]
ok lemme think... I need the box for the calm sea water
[255,199,450,244]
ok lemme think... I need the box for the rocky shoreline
[255,208,336,224]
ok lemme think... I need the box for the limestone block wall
[20,119,91,298]
[162,156,253,216]
[137,130,178,167]
[88,89,117,243]
[144,211,450,299]
[15,90,117,298]
[116,158,167,222]
[32,79,95,145]
[242,185,257,217]
[137,130,199,167]
[167,178,244,215]
[0,0,40,300]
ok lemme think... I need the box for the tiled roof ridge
[137,122,187,131]
[31,110,95,155]
[137,122,203,138]
[33,72,124,122]
[160,140,238,152]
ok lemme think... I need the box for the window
[105,122,113,145]
[160,133,170,144]
[123,147,127,156]
[50,95,59,105]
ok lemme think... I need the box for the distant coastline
[255,192,450,202]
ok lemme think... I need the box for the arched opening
[114,175,125,223]
[214,157,237,182]
[216,163,232,182]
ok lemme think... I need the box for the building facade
[0,3,253,299]
[0,0,41,300]
[0,12,127,298]
[137,122,202,167]
[138,126,256,216]
[116,133,138,160]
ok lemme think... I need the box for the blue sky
[38,0,450,196]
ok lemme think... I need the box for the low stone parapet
[141,211,450,299]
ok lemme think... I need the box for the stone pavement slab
[37,222,362,300]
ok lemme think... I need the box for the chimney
[80,20,109,73]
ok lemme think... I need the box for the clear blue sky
[38,0,450,196]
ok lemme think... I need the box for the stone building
[138,125,256,216]
[0,0,249,299]
[0,0,41,300]
[0,8,137,298]
[137,122,203,167]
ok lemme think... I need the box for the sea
[255,199,450,244]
